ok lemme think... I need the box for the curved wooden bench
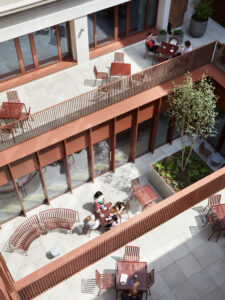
[9,215,45,254]
[39,208,79,233]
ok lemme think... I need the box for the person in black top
[123,286,142,300]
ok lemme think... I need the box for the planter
[172,34,183,45]
[149,165,175,199]
[157,33,167,43]
[189,15,208,37]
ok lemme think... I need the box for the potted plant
[172,29,184,45]
[157,29,167,43]
[189,0,213,38]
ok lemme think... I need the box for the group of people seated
[145,31,193,56]
[84,191,126,232]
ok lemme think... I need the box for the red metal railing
[0,42,217,152]
[14,167,225,299]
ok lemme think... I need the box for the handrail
[0,41,217,152]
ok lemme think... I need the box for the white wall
[156,0,171,30]
[70,16,89,64]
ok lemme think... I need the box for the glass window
[136,119,152,157]
[88,14,95,49]
[115,129,131,167]
[96,8,115,45]
[0,40,21,81]
[42,159,69,199]
[0,167,21,223]
[155,112,169,148]
[69,149,90,187]
[207,105,225,148]
[18,35,35,71]
[148,0,158,27]
[58,23,70,59]
[16,171,45,211]
[33,26,59,67]
[118,3,127,39]
[129,0,148,35]
[94,139,110,176]
[220,139,225,157]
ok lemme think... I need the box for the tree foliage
[167,73,218,171]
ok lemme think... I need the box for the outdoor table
[116,260,147,300]
[0,102,24,120]
[132,185,157,210]
[212,204,225,228]
[94,202,112,225]
[110,62,131,78]
[156,41,178,58]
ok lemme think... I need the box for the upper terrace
[0,40,225,160]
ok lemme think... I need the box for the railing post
[211,41,218,62]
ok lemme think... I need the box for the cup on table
[100,213,105,218]
[103,206,107,210]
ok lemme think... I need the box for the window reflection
[0,40,21,81]
[116,129,131,167]
[118,3,127,39]
[16,171,45,211]
[34,26,59,66]
[96,8,115,45]
[0,167,21,223]
[148,0,158,27]
[43,159,68,199]
[207,105,225,148]
[155,112,169,148]
[69,149,90,187]
[94,139,110,176]
[59,23,70,59]
[129,0,147,35]
[19,35,35,71]
[88,14,95,49]
[136,119,152,157]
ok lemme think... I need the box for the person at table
[145,32,158,52]
[173,40,193,57]
[85,215,100,230]
[94,191,106,209]
[110,201,126,215]
[123,286,142,300]
[105,215,120,230]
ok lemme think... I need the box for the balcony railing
[0,41,221,152]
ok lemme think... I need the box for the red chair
[124,245,140,261]
[95,270,116,296]
[203,194,221,217]
[207,215,225,242]
[93,65,108,86]
[146,269,155,296]
[6,90,20,103]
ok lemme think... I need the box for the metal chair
[131,73,146,87]
[144,43,154,59]
[124,245,140,261]
[130,178,141,194]
[203,194,221,218]
[114,52,124,63]
[93,65,108,86]
[207,215,225,242]
[199,141,212,162]
[0,122,16,143]
[95,270,116,296]
[6,90,20,103]
[146,269,155,297]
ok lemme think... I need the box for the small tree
[167,73,218,171]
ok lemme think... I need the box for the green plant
[194,0,213,22]
[159,29,167,35]
[173,29,184,36]
[167,73,218,171]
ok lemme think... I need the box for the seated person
[123,286,142,300]
[105,215,120,230]
[146,32,158,52]
[110,201,126,215]
[173,40,193,57]
[94,191,106,209]
[85,215,100,230]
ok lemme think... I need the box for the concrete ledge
[149,165,175,199]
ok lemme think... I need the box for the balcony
[0,40,224,154]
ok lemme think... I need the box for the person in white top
[173,40,193,57]
[85,214,100,230]
[183,40,192,53]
